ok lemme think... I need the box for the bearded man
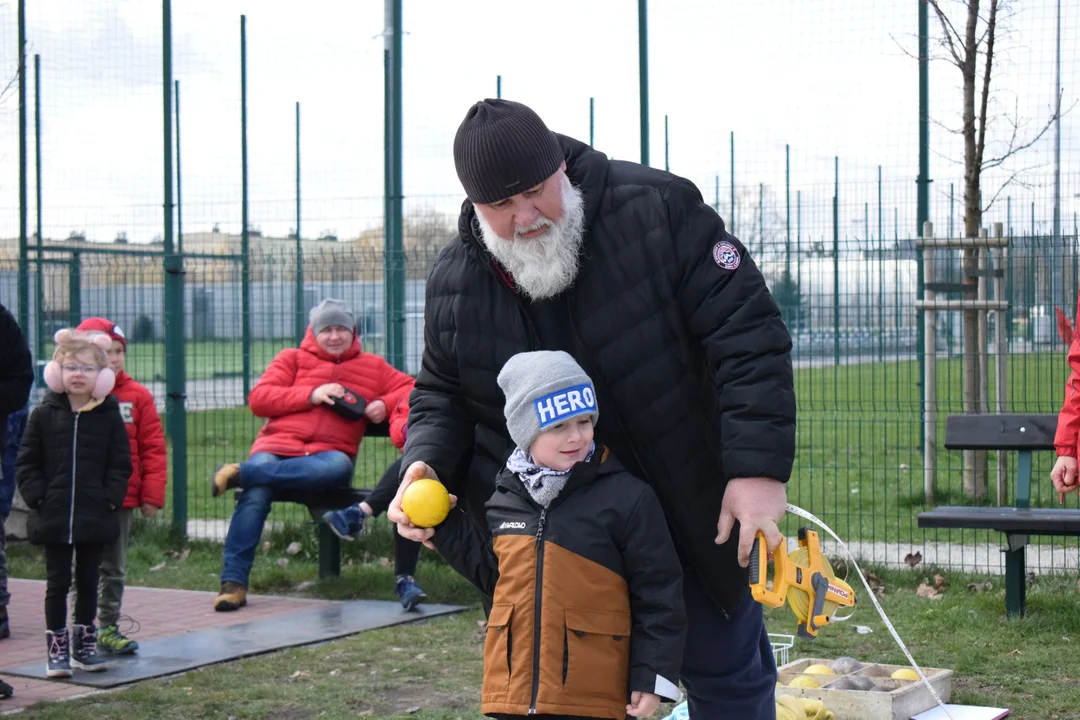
[389,99,796,718]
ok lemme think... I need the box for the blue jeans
[220,451,354,587]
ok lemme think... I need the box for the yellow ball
[891,668,920,681]
[788,675,821,688]
[401,478,451,528]
[803,664,836,675]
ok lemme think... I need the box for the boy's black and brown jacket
[16,391,131,545]
[432,448,686,720]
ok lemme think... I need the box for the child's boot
[71,624,107,672]
[45,629,72,678]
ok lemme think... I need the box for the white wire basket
[768,632,795,667]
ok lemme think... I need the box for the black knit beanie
[453,99,564,205]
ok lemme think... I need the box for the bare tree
[928,0,1059,498]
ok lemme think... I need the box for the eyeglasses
[61,364,101,374]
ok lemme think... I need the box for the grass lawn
[7,521,1080,719]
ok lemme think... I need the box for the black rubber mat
[0,599,464,688]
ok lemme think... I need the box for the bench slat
[918,506,1080,535]
[944,414,1058,451]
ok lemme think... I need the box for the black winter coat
[0,303,33,514]
[16,391,131,545]
[403,134,796,615]
[433,449,685,719]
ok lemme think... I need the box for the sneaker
[395,575,427,611]
[98,624,139,655]
[0,677,12,699]
[211,463,241,498]
[322,505,367,541]
[45,629,72,679]
[0,607,9,640]
[71,624,107,672]
[214,581,248,612]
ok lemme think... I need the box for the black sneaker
[0,677,13,699]
[395,575,427,611]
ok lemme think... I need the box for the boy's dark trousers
[44,543,104,630]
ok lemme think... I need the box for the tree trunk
[961,0,985,498]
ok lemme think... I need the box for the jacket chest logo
[498,521,527,530]
[118,402,134,424]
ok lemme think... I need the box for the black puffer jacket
[403,134,796,614]
[16,391,131,545]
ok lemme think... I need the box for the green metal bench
[918,414,1080,617]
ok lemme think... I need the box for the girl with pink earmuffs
[15,329,131,678]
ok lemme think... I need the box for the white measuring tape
[784,503,954,720]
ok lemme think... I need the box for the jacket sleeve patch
[712,241,741,270]
[118,401,134,424]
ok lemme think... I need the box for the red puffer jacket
[111,371,168,509]
[388,394,409,451]
[249,329,414,460]
[1056,291,1080,457]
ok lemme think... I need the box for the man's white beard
[476,174,586,301]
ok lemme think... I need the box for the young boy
[74,318,167,655]
[424,351,686,720]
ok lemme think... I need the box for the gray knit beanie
[309,298,355,336]
[453,99,564,205]
[498,350,599,453]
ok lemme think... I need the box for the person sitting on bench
[211,298,414,612]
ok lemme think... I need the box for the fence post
[17,0,29,332]
[68,251,81,327]
[383,0,405,370]
[162,0,188,537]
[295,100,304,345]
[240,14,252,397]
[994,222,1008,505]
[921,221,936,504]
[34,52,44,366]
[832,156,840,366]
[637,0,648,166]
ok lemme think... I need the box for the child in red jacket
[75,318,167,655]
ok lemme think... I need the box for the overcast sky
[0,0,1075,246]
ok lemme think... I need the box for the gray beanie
[453,99,564,205]
[498,350,599,453]
[309,298,355,336]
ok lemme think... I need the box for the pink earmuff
[43,360,64,393]
[45,329,116,398]
[91,367,116,399]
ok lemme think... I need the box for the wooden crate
[777,657,953,720]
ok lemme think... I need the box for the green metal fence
[4,219,1079,574]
